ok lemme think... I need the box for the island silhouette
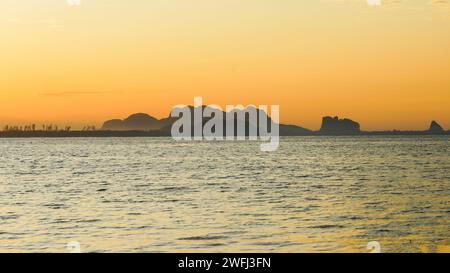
[0,106,448,137]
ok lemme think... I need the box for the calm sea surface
[0,136,449,253]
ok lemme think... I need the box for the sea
[0,136,449,252]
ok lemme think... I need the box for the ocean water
[0,136,449,253]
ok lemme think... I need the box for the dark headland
[0,106,448,138]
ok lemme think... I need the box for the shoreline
[0,131,448,138]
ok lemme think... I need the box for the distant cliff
[319,116,361,135]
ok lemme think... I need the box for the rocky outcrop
[428,121,444,134]
[319,116,360,135]
[169,105,280,137]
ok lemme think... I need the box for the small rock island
[428,121,445,134]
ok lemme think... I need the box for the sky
[1,0,449,130]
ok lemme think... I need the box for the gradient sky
[1,0,449,130]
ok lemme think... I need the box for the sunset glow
[1,0,450,130]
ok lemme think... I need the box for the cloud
[40,91,104,97]
[6,18,21,23]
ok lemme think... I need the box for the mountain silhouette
[102,113,169,131]
[101,106,311,135]
[168,105,311,136]
[99,109,449,136]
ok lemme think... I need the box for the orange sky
[1,0,450,130]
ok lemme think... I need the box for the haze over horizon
[1,0,450,130]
